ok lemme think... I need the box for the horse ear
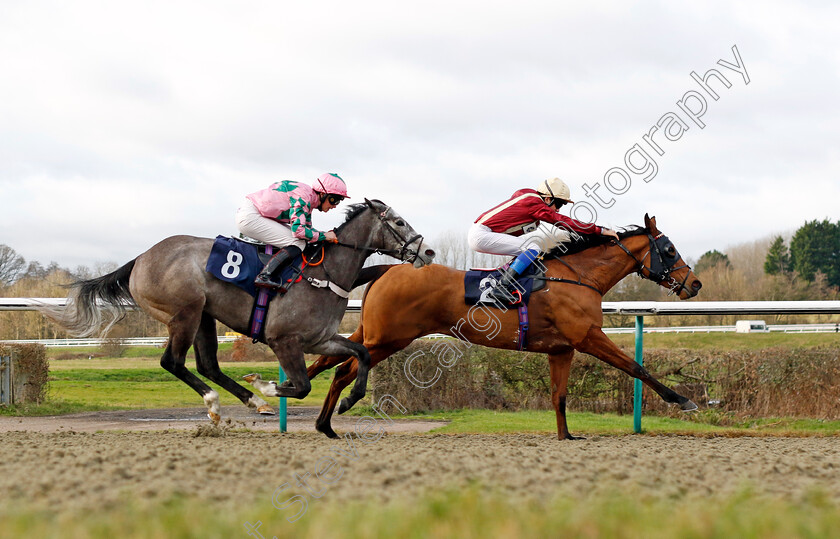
[364,198,376,210]
[644,213,659,233]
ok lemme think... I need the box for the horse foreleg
[575,326,697,411]
[265,335,311,398]
[310,335,371,414]
[308,327,364,380]
[548,349,583,440]
[315,340,411,438]
[316,358,359,439]
[308,354,353,380]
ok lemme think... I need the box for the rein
[541,232,693,296]
[300,205,424,298]
[533,257,603,294]
[333,208,424,264]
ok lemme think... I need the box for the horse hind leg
[159,305,223,423]
[192,312,274,416]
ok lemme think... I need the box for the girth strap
[305,277,350,298]
[517,304,529,351]
[249,245,275,342]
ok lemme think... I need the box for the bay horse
[42,199,435,422]
[307,214,702,439]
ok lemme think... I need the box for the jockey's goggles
[327,194,345,205]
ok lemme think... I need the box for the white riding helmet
[537,178,573,203]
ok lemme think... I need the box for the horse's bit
[614,233,693,296]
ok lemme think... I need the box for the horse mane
[548,225,648,257]
[334,200,386,234]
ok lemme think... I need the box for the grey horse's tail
[41,259,137,337]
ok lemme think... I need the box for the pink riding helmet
[313,173,350,198]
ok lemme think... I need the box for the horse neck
[556,234,649,294]
[320,215,376,289]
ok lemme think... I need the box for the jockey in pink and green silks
[235,172,350,290]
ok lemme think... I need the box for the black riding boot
[254,247,298,290]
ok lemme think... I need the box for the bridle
[613,232,693,296]
[334,203,424,264]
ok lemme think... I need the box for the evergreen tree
[789,219,840,287]
[763,236,790,275]
[695,250,730,274]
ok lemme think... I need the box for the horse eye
[395,219,405,227]
[667,246,676,256]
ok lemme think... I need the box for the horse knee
[195,364,220,378]
[160,355,176,373]
[293,379,312,398]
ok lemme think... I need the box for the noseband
[614,233,692,296]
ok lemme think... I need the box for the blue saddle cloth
[464,267,535,307]
[205,236,302,298]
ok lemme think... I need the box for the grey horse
[42,199,435,422]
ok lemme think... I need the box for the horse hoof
[337,399,351,415]
[208,411,221,424]
[316,423,340,439]
[242,373,260,383]
[680,399,699,412]
[257,404,275,415]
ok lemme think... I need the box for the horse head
[336,199,436,268]
[639,213,702,299]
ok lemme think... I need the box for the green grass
[0,356,334,416]
[345,407,840,437]
[2,486,839,538]
[609,330,840,350]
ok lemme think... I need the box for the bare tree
[0,244,25,286]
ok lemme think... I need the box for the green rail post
[278,365,287,433]
[633,315,644,433]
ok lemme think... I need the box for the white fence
[3,298,840,346]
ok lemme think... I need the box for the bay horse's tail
[41,260,137,337]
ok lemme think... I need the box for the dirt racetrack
[1,410,840,514]
[0,406,447,434]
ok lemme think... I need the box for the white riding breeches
[235,199,306,251]
[468,223,570,257]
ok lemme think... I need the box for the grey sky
[1,1,838,270]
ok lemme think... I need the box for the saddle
[206,236,327,342]
[463,262,546,307]
[205,236,310,298]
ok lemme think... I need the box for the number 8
[221,250,243,278]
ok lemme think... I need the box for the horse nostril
[692,280,702,291]
[425,249,436,258]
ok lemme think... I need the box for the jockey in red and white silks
[469,178,618,301]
